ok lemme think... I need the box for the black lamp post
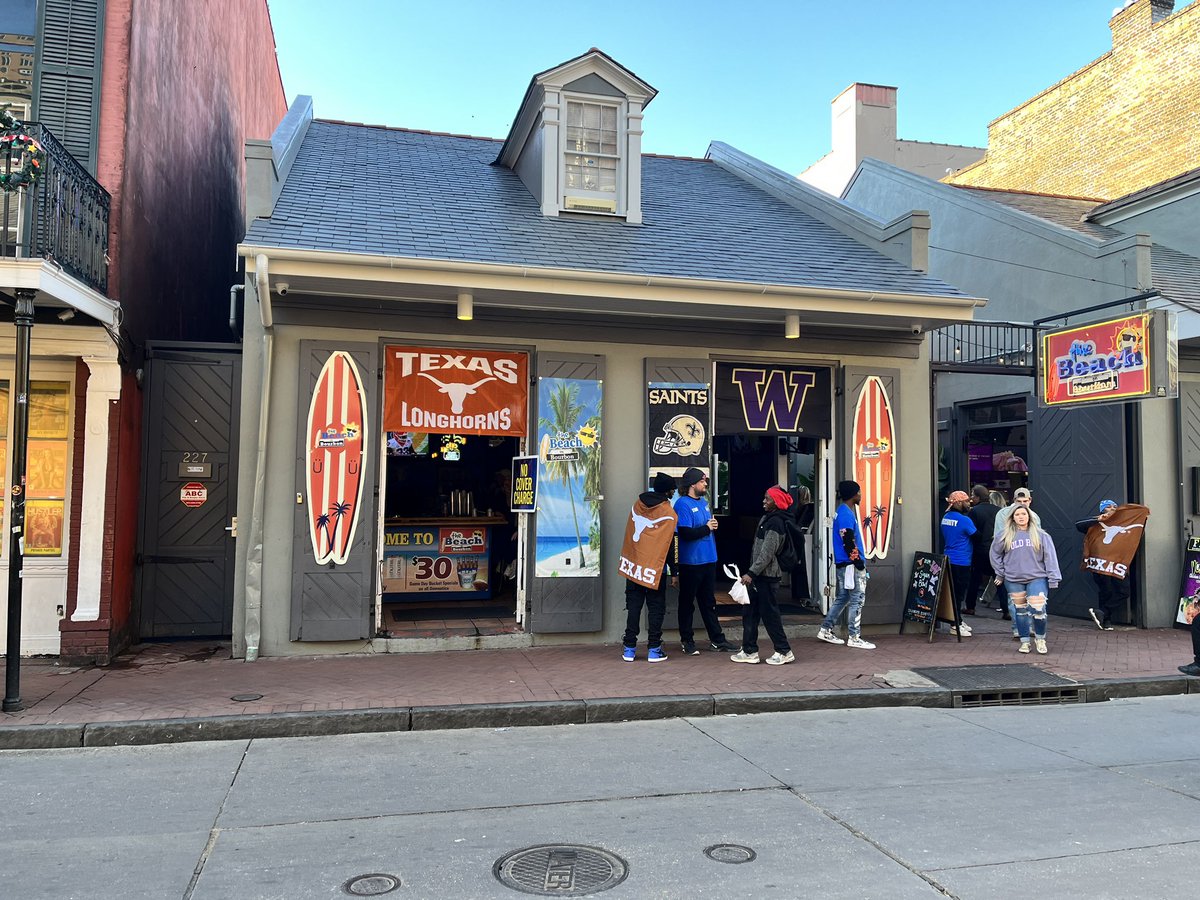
[3,288,34,712]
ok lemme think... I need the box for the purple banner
[714,363,833,437]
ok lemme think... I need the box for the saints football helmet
[653,414,706,457]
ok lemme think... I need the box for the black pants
[966,553,994,610]
[623,580,667,649]
[677,563,727,645]
[741,576,790,655]
[1093,573,1130,625]
[949,562,972,613]
[1192,610,1200,664]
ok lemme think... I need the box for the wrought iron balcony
[1,123,110,295]
[930,321,1039,375]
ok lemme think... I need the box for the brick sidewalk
[2,609,1193,727]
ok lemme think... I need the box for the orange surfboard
[853,376,895,560]
[306,351,368,565]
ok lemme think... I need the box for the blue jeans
[823,566,865,638]
[1005,578,1049,641]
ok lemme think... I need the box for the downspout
[229,284,244,336]
[244,253,274,661]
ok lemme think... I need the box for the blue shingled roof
[245,120,968,299]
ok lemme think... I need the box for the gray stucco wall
[234,303,934,658]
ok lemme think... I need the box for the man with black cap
[730,485,795,665]
[818,480,876,649]
[618,472,679,662]
[674,467,738,655]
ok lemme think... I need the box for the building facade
[232,52,981,659]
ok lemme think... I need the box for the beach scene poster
[535,375,602,578]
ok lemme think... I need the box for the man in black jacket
[966,484,1000,615]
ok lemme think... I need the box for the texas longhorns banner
[714,362,833,438]
[384,346,528,436]
[1081,503,1149,580]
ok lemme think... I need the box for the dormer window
[564,100,619,211]
[497,49,657,224]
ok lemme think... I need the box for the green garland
[0,106,45,192]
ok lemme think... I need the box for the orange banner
[384,346,528,436]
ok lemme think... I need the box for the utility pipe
[229,283,244,336]
[244,254,274,661]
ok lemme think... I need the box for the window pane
[24,380,69,557]
[583,103,600,129]
[602,106,616,131]
[567,102,583,127]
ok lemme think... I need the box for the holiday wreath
[0,106,46,192]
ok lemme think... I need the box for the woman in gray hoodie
[990,506,1061,655]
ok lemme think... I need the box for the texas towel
[1081,503,1149,580]
[618,498,678,589]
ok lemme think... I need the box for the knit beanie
[681,467,706,490]
[837,480,861,502]
[653,472,676,495]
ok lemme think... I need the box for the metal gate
[1027,402,1126,620]
[136,347,241,637]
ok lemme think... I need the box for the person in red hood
[730,485,795,666]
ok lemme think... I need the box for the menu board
[900,552,961,642]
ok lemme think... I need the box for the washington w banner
[714,363,833,437]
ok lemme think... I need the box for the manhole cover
[912,664,1076,690]
[230,693,263,702]
[342,873,401,895]
[494,844,628,895]
[704,844,757,864]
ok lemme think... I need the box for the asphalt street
[1,695,1197,899]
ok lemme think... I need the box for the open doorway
[377,432,522,637]
[712,433,823,617]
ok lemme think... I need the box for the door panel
[290,342,378,641]
[1028,402,1126,620]
[137,349,240,637]
[529,353,604,633]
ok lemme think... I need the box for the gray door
[1028,401,1126,620]
[645,357,711,630]
[290,341,378,641]
[529,353,605,633]
[1180,381,1200,538]
[842,367,903,624]
[136,348,241,637]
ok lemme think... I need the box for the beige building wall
[945,0,1200,200]
[799,83,983,197]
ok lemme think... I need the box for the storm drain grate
[704,844,757,864]
[494,845,628,895]
[342,873,401,896]
[912,664,1082,708]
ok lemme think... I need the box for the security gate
[136,347,241,637]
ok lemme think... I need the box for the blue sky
[267,0,1126,175]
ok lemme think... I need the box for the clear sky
[267,0,1128,175]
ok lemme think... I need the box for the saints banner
[714,363,833,437]
[647,381,710,472]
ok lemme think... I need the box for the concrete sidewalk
[2,609,1196,749]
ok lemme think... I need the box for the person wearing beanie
[673,468,737,655]
[941,490,978,618]
[730,485,795,666]
[1074,499,1148,630]
[818,480,876,649]
[618,473,678,662]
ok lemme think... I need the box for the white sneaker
[1018,641,1031,654]
[846,636,875,650]
[730,650,760,664]
[950,624,972,637]
[1035,638,1048,655]
[817,628,844,645]
[764,651,795,666]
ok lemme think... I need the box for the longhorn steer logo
[630,505,673,542]
[1099,522,1143,545]
[417,373,497,413]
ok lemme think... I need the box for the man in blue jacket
[818,480,875,649]
[673,467,737,655]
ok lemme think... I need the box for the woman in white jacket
[990,506,1061,655]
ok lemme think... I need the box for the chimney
[1109,0,1174,44]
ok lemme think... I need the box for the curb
[1,677,1196,750]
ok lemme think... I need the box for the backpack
[775,516,803,571]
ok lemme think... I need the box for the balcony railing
[930,321,1039,375]
[1,123,110,295]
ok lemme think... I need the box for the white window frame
[559,94,626,216]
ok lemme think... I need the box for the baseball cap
[1098,499,1117,512]
[1014,487,1032,500]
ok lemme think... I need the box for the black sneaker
[710,639,739,652]
[681,641,700,656]
[1179,662,1200,677]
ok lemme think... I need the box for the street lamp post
[3,288,34,711]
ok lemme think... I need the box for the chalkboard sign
[900,552,962,642]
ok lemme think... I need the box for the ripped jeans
[1004,577,1049,642]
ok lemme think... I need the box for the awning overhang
[0,258,121,329]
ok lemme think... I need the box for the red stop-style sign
[180,482,208,508]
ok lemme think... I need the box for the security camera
[275,282,289,296]
[910,324,922,335]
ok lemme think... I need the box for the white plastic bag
[723,564,750,605]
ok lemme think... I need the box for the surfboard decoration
[306,351,368,566]
[853,375,896,560]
